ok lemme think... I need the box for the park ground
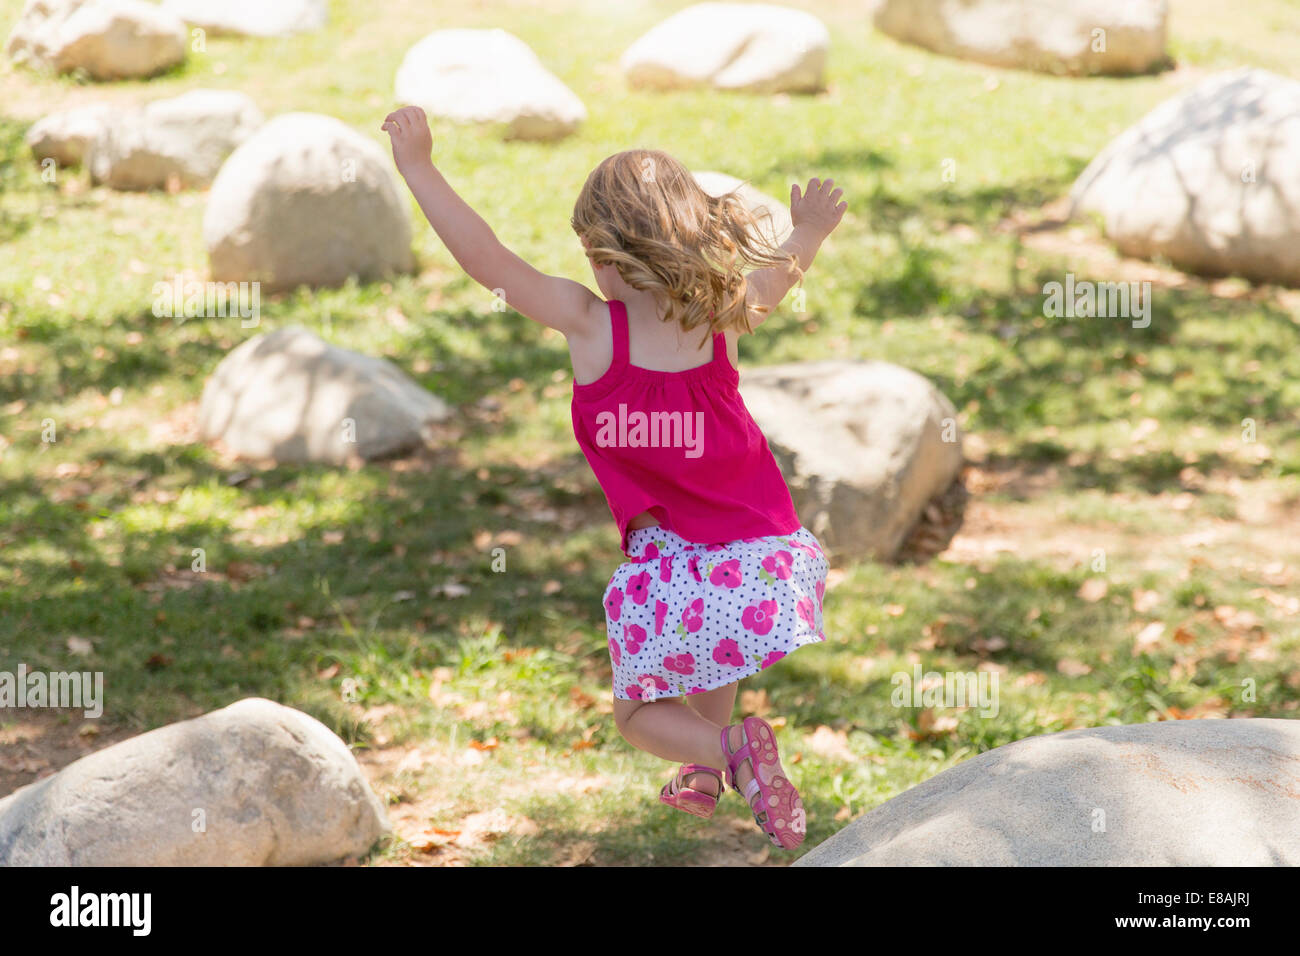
[1,0,1298,865]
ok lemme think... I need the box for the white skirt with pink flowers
[602,525,829,701]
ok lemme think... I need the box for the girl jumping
[384,106,846,850]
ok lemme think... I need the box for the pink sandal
[721,717,806,849]
[659,763,725,818]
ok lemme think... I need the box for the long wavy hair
[570,149,801,344]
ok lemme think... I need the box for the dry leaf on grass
[1077,578,1108,602]
[1133,622,1165,654]
[906,708,959,740]
[1056,658,1092,677]
[739,688,771,717]
[1132,589,1160,613]
[805,725,854,761]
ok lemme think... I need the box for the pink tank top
[571,299,801,555]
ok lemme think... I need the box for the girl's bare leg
[679,683,739,795]
[613,686,755,802]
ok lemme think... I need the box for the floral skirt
[603,525,829,701]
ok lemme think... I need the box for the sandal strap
[721,724,756,792]
[667,763,723,798]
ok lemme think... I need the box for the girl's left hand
[382,106,433,173]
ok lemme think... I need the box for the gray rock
[693,170,793,247]
[7,0,187,80]
[198,326,451,465]
[622,3,829,93]
[88,89,263,190]
[795,718,1300,866]
[25,102,115,167]
[395,28,586,141]
[739,360,964,563]
[1071,68,1300,285]
[162,0,328,37]
[203,112,415,291]
[873,0,1167,76]
[0,698,390,866]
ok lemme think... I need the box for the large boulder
[198,326,452,465]
[693,170,793,247]
[25,103,115,167]
[0,698,390,866]
[1070,68,1300,286]
[6,0,187,80]
[621,3,828,94]
[162,0,328,37]
[203,112,415,292]
[87,89,263,190]
[395,28,586,141]
[739,360,964,564]
[795,718,1300,866]
[873,0,1167,76]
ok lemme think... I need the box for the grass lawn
[1,0,1298,866]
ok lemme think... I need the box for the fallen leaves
[804,725,854,761]
[905,708,959,740]
[1077,578,1108,602]
[739,687,771,717]
[1056,658,1092,677]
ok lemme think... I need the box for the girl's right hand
[790,178,847,235]
[382,105,434,174]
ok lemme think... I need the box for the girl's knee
[612,698,647,738]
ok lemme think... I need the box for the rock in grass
[794,718,1300,866]
[739,360,964,564]
[203,112,415,291]
[692,171,793,247]
[25,103,115,167]
[162,0,328,37]
[621,3,828,94]
[0,698,390,866]
[395,28,586,141]
[87,89,263,190]
[1071,68,1300,286]
[873,0,1168,76]
[6,0,187,80]
[198,326,451,465]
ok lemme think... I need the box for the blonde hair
[570,149,801,344]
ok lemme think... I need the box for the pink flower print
[816,580,825,605]
[638,674,670,692]
[713,638,745,667]
[797,597,816,629]
[681,598,705,633]
[763,550,794,580]
[788,539,819,560]
[742,600,779,636]
[688,555,703,582]
[654,600,668,636]
[644,543,659,559]
[626,571,652,605]
[659,555,674,582]
[705,543,727,552]
[687,686,706,695]
[760,650,786,669]
[664,653,695,675]
[623,623,646,655]
[627,683,647,700]
[709,559,742,589]
[604,588,624,621]
[608,637,621,666]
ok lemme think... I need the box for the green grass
[1,0,1299,865]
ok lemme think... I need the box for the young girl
[384,106,846,850]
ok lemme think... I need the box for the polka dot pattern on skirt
[603,525,829,701]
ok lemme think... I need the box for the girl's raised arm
[743,177,846,331]
[382,106,603,337]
